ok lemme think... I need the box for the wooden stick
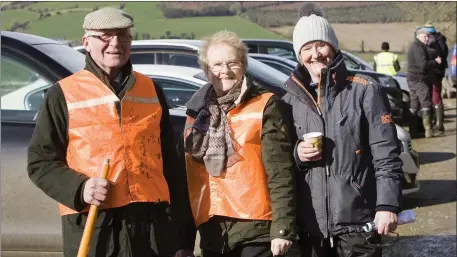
[76,158,110,257]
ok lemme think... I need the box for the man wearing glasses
[27,7,195,257]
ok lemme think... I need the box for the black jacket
[179,76,297,253]
[428,32,449,77]
[407,39,439,82]
[282,52,403,238]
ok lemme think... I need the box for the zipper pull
[330,236,334,248]
[326,166,330,176]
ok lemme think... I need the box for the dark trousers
[408,78,432,111]
[62,202,179,257]
[298,232,382,257]
[202,243,272,257]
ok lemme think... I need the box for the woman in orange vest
[181,30,297,257]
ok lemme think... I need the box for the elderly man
[407,28,442,138]
[27,7,195,257]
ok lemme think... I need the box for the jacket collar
[84,53,133,88]
[286,51,349,102]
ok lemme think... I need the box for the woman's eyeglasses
[210,61,242,72]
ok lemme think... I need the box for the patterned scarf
[185,80,243,176]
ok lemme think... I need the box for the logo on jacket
[381,113,393,124]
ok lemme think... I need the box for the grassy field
[271,22,456,53]
[2,1,283,42]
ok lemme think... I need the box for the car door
[1,47,63,256]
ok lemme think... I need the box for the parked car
[242,39,411,105]
[130,63,420,197]
[73,40,289,97]
[248,53,406,123]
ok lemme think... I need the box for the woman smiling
[181,30,297,257]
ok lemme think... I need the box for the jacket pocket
[329,175,372,229]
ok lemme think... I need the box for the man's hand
[271,238,293,256]
[172,249,194,257]
[83,177,111,206]
[374,211,398,235]
[297,141,322,162]
[435,56,442,64]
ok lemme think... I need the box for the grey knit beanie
[293,3,338,60]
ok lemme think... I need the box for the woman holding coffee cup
[281,4,404,257]
[180,30,297,257]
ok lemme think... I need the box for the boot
[433,103,445,132]
[422,109,433,138]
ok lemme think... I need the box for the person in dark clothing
[407,28,442,138]
[27,7,195,257]
[284,5,404,257]
[423,24,448,132]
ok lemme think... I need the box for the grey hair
[198,30,248,74]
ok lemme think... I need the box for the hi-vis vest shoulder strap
[184,92,274,227]
[374,52,398,76]
[58,70,170,216]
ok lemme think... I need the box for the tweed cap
[83,7,134,30]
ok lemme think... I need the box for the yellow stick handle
[76,158,110,257]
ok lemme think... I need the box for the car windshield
[35,44,85,73]
[343,51,374,70]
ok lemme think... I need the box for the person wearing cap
[27,7,195,257]
[422,23,448,133]
[282,3,404,256]
[407,27,443,138]
[373,42,401,76]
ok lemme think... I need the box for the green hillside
[1,1,284,43]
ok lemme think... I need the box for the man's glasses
[210,61,242,72]
[365,231,399,247]
[87,32,132,43]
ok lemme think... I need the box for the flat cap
[416,28,431,35]
[83,7,134,30]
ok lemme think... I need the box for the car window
[130,53,156,65]
[246,44,259,53]
[153,79,199,107]
[343,55,360,70]
[267,47,296,60]
[1,56,51,112]
[262,61,292,76]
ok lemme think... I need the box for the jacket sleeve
[261,95,297,241]
[27,83,89,211]
[156,84,196,250]
[361,82,403,212]
[413,43,438,72]
[394,59,401,72]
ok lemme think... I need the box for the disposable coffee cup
[303,132,323,151]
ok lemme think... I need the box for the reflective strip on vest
[58,70,170,216]
[184,92,274,227]
[67,95,119,111]
[374,52,397,76]
[124,95,160,104]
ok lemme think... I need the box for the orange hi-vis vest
[58,70,170,216]
[184,92,274,227]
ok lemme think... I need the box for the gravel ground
[383,98,457,257]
